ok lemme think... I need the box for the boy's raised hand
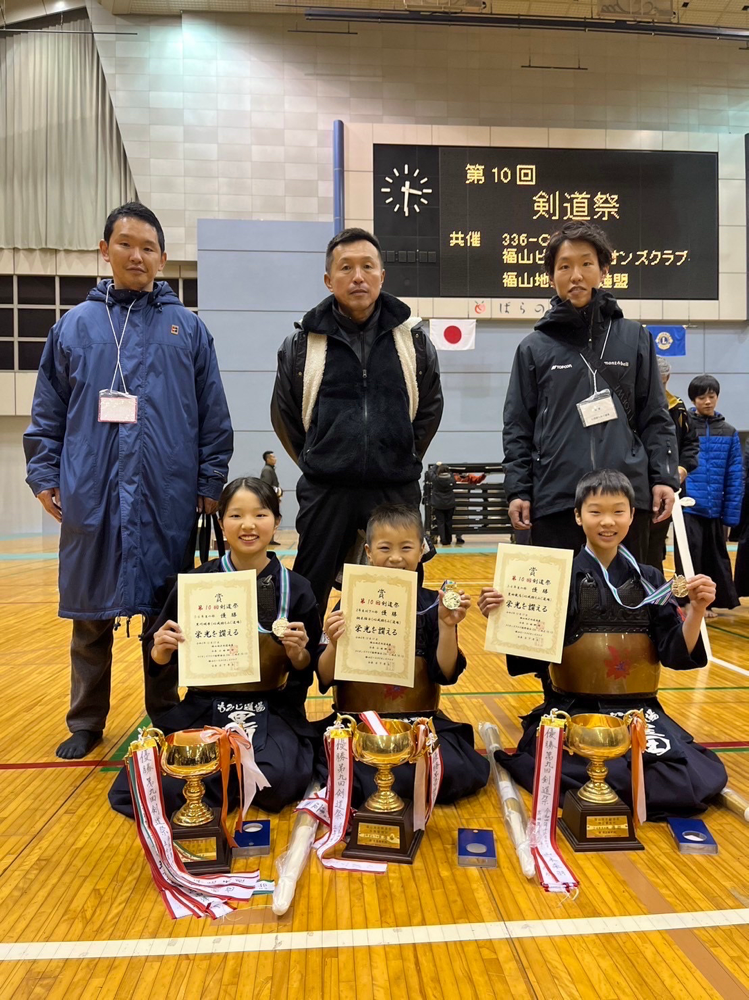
[686,574,716,613]
[324,608,346,647]
[438,589,470,626]
[477,586,505,619]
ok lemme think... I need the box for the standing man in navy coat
[24,203,233,759]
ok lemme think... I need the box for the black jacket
[665,391,699,476]
[426,467,456,510]
[271,291,443,486]
[502,289,679,518]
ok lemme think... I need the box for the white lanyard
[578,319,612,394]
[105,283,136,394]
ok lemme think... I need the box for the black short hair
[103,202,165,253]
[326,228,383,272]
[544,221,614,277]
[366,503,423,547]
[688,374,721,402]
[217,477,280,521]
[574,470,635,512]
[262,451,274,462]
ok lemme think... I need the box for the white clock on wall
[381,164,433,217]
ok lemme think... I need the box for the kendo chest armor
[549,574,661,698]
[334,611,440,714]
[199,575,292,694]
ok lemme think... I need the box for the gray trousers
[66,617,179,733]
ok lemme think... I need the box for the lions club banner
[429,319,476,351]
[648,325,686,358]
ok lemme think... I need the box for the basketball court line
[2,907,749,963]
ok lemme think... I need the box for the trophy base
[558,790,644,852]
[342,799,424,865]
[171,806,232,874]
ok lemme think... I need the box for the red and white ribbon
[412,721,442,831]
[629,714,647,828]
[297,730,386,874]
[360,710,388,736]
[200,723,270,830]
[529,722,578,895]
[127,745,273,919]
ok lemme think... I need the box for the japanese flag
[429,319,476,351]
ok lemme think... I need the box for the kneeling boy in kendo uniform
[479,469,727,818]
[316,503,489,804]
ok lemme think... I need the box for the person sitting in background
[684,374,743,616]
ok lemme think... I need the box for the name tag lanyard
[99,285,138,423]
[577,320,616,428]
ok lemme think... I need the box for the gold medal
[272,617,290,637]
[670,575,689,599]
[442,582,462,611]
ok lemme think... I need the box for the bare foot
[705,609,719,619]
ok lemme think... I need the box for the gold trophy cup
[550,709,645,852]
[142,726,232,873]
[339,715,432,864]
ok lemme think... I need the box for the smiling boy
[479,469,726,817]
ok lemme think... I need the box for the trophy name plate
[343,800,423,864]
[171,806,233,874]
[558,794,642,853]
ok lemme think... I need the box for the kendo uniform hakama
[496,550,726,819]
[316,587,489,806]
[109,554,322,818]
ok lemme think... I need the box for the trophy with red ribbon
[550,709,647,853]
[340,712,440,865]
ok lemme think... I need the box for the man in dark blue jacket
[271,228,443,613]
[24,203,233,758]
[503,221,679,563]
[684,374,743,611]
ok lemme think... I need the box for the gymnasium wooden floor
[3,536,749,999]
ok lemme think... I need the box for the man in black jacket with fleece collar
[271,227,443,614]
[502,221,679,562]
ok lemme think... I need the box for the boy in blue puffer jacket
[684,374,743,612]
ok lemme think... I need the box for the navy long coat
[24,280,233,620]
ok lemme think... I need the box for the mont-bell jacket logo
[171,325,179,336]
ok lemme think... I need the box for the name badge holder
[577,320,617,428]
[99,288,139,424]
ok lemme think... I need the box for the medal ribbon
[221,553,291,630]
[530,721,578,894]
[418,580,456,615]
[584,544,675,609]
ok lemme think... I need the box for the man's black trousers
[293,476,421,615]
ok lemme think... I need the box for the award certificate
[335,565,417,687]
[177,570,261,686]
[484,544,573,663]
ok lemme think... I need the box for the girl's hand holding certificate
[477,587,505,618]
[152,619,185,665]
[324,609,346,648]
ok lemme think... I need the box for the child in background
[316,503,489,805]
[684,375,743,615]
